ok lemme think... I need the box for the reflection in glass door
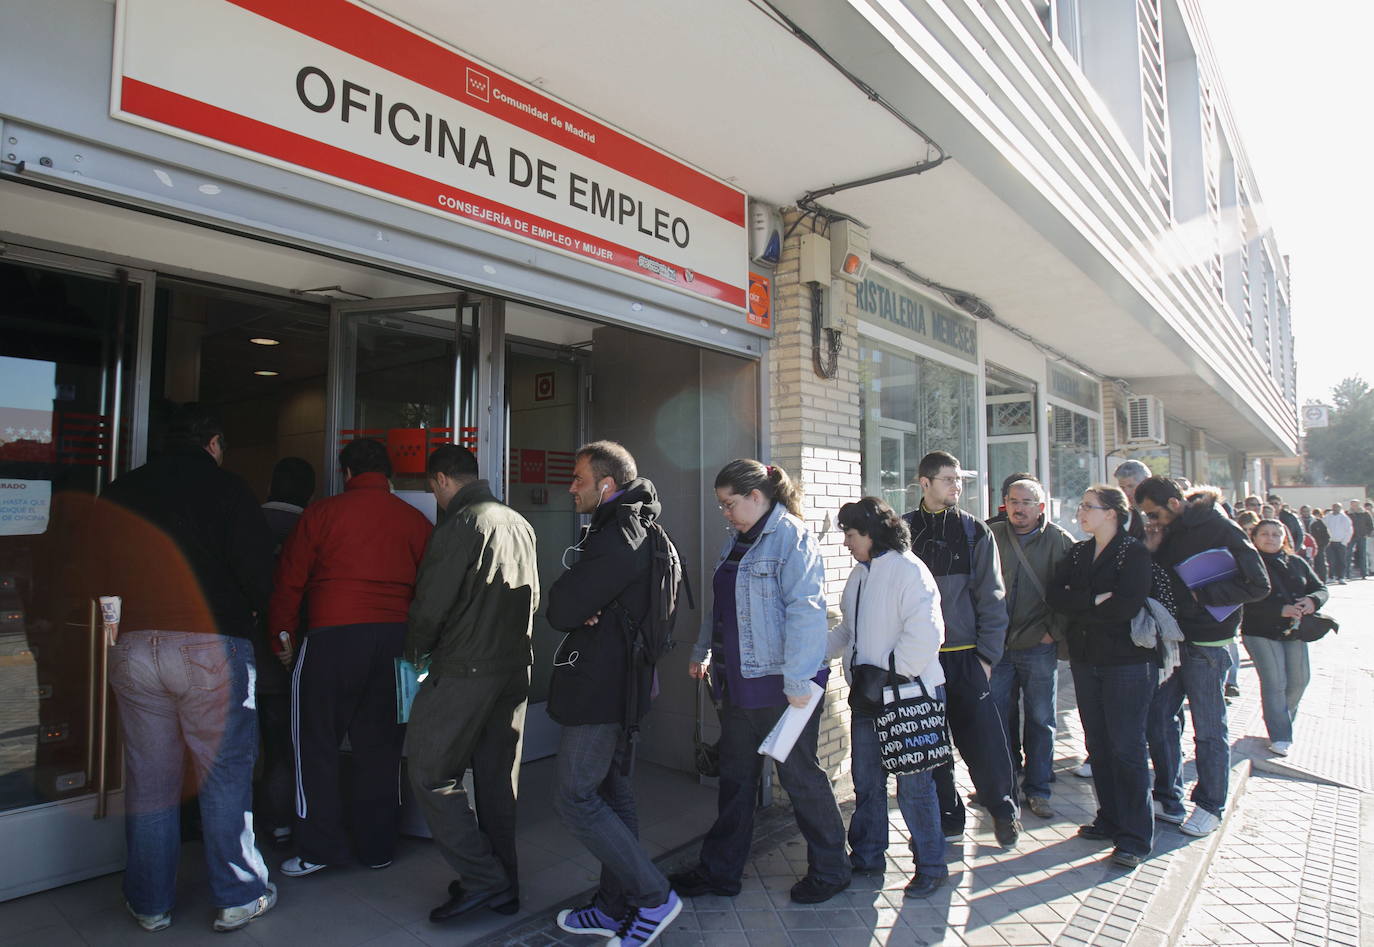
[0,251,150,901]
[985,365,1039,515]
[329,294,481,513]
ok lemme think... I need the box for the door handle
[90,599,112,820]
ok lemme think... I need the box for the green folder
[395,658,424,724]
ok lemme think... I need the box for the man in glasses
[903,451,1019,848]
[1135,477,1268,837]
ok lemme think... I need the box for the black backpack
[615,519,694,771]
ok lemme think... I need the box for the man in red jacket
[268,438,433,877]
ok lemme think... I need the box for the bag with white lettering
[872,654,952,776]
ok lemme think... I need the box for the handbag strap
[887,651,932,700]
[1006,527,1047,602]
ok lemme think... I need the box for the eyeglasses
[1005,498,1041,508]
[1077,502,1109,512]
[718,497,742,513]
[929,475,962,486]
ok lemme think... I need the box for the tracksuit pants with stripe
[292,622,406,866]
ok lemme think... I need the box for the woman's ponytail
[714,459,804,518]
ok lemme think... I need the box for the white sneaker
[126,903,171,932]
[213,882,277,932]
[1179,807,1221,837]
[1152,800,1186,824]
[1073,762,1092,778]
[1268,741,1292,756]
[280,856,328,877]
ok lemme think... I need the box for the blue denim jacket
[691,503,828,697]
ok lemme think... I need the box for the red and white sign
[111,0,748,308]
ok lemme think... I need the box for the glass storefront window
[860,341,978,516]
[1048,404,1100,538]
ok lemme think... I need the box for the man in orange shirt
[268,438,432,876]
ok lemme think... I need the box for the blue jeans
[1242,636,1310,744]
[1225,641,1240,688]
[1327,542,1349,581]
[109,631,269,913]
[990,643,1058,799]
[1147,642,1232,817]
[849,700,947,880]
[698,697,849,890]
[554,723,669,917]
[1071,661,1154,857]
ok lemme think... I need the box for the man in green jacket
[988,477,1074,819]
[404,445,539,924]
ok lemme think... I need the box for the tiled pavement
[493,582,1374,947]
[2,582,1370,945]
[1178,577,1374,947]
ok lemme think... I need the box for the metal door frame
[0,241,156,902]
[326,293,501,497]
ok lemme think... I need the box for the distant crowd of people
[93,403,1339,944]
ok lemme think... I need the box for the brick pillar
[771,209,864,780]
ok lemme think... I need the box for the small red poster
[534,371,556,402]
[386,428,427,475]
[520,449,547,484]
[747,272,771,330]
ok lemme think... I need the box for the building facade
[0,0,1297,901]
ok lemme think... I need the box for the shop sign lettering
[1048,362,1100,411]
[855,271,977,361]
[111,0,747,310]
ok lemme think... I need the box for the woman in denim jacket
[668,459,850,905]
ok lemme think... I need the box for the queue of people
[94,400,1337,943]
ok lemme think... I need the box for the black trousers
[291,622,407,866]
[404,667,529,894]
[930,649,1019,825]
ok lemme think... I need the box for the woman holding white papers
[671,460,850,906]
[828,497,948,898]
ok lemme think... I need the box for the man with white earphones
[546,441,683,947]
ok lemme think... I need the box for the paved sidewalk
[1178,578,1374,947]
[2,583,1367,945]
[482,693,1208,944]
[493,583,1374,947]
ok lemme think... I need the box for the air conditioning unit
[1051,409,1076,444]
[1125,395,1166,446]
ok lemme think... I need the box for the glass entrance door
[0,249,151,901]
[328,294,484,509]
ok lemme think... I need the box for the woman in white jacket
[828,497,948,897]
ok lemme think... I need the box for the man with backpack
[904,451,1020,848]
[548,441,683,946]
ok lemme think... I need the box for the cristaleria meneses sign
[111,0,747,309]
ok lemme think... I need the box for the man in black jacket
[1267,493,1305,555]
[96,404,278,933]
[1346,497,1372,579]
[405,446,538,923]
[547,441,681,944]
[1136,478,1269,838]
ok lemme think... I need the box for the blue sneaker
[556,902,619,937]
[608,891,682,947]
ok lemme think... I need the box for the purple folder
[1173,547,1242,623]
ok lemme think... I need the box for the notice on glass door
[0,479,52,536]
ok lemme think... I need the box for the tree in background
[1305,377,1374,490]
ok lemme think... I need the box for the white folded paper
[757,680,825,763]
